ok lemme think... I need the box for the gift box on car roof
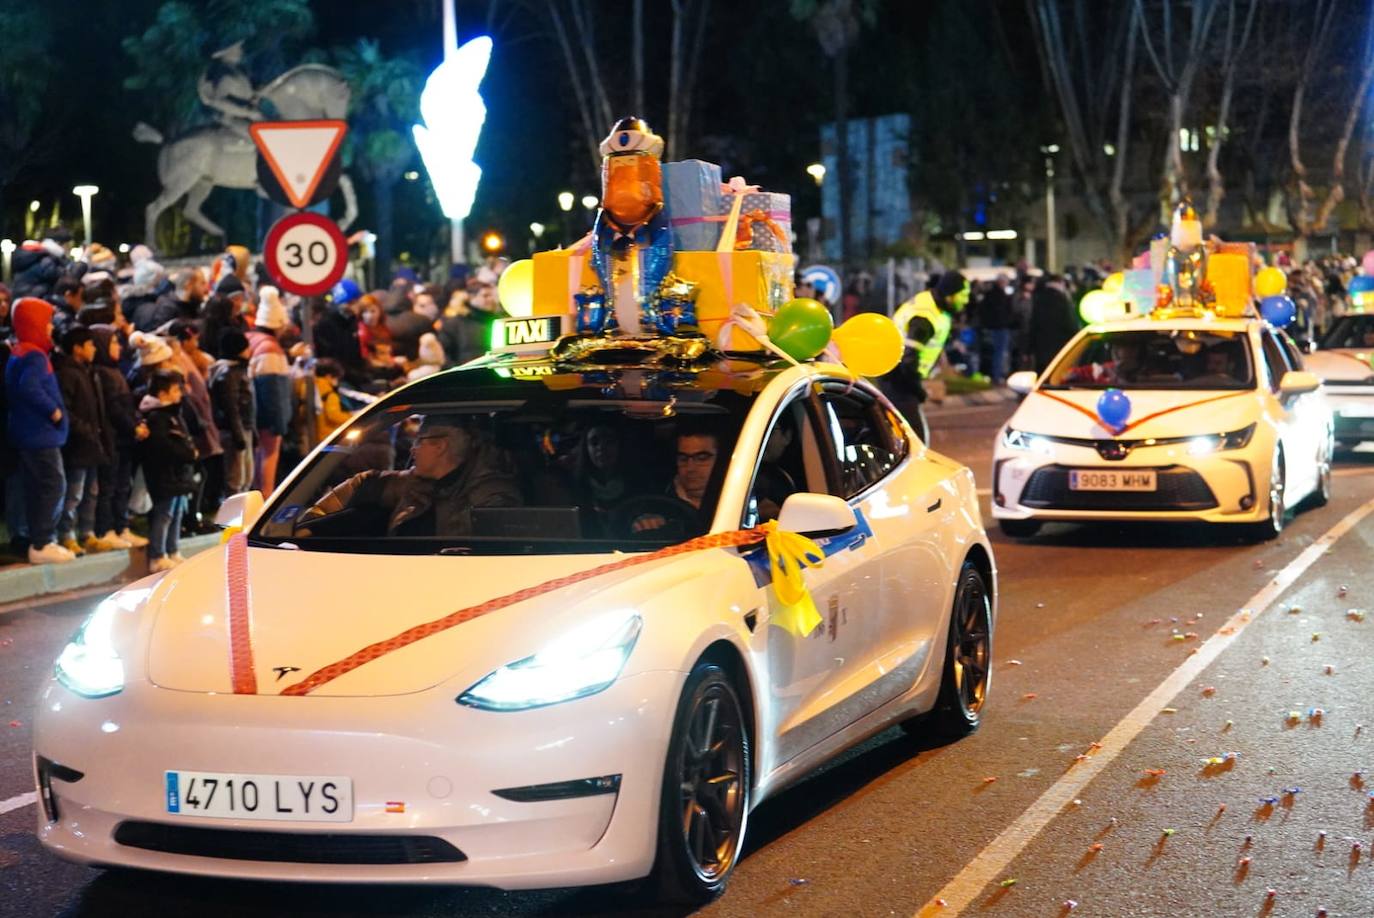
[1206,241,1255,318]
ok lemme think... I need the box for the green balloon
[767,297,833,361]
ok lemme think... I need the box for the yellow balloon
[1255,266,1286,298]
[1079,288,1126,324]
[832,313,904,377]
[497,258,535,318]
[1103,272,1125,293]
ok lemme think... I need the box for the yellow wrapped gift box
[1207,243,1255,318]
[531,248,795,349]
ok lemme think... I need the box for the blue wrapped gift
[662,159,724,252]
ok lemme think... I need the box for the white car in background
[1304,313,1374,449]
[34,351,995,904]
[992,316,1332,540]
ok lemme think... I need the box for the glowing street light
[1,238,15,283]
[72,185,99,246]
[529,222,546,239]
[481,231,505,254]
[412,0,493,266]
[118,243,131,253]
[806,163,826,186]
[558,191,575,212]
[28,200,39,213]
[581,195,599,211]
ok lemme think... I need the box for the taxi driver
[298,417,521,537]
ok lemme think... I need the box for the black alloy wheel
[905,561,993,739]
[653,663,750,903]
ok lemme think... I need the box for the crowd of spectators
[0,228,507,569]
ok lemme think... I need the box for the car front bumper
[33,669,684,888]
[990,441,1268,525]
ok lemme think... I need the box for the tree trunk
[373,179,395,281]
[666,0,686,162]
[1203,0,1257,229]
[546,1,605,174]
[1108,4,1139,263]
[1314,0,1374,231]
[1161,91,1187,219]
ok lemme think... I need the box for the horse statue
[135,59,359,245]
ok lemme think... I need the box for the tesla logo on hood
[273,666,301,682]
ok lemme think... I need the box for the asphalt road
[3,400,1374,917]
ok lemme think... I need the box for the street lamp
[1,239,15,283]
[557,191,575,212]
[1039,145,1059,273]
[581,195,599,211]
[72,185,99,246]
[806,163,826,186]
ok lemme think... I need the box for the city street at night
[4,402,1374,916]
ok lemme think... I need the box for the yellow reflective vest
[892,290,951,378]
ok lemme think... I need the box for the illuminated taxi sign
[491,316,564,352]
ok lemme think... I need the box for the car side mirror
[215,491,265,530]
[1007,370,1037,395]
[1278,370,1320,396]
[777,493,857,537]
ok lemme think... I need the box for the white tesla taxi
[992,316,1332,540]
[34,349,995,903]
[1304,313,1374,448]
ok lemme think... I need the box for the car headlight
[457,610,643,711]
[1186,422,1257,456]
[1002,427,1055,456]
[55,596,130,698]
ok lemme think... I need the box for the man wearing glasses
[298,417,520,537]
[631,428,721,533]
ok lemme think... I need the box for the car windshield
[1042,329,1254,390]
[251,364,765,555]
[1319,315,1374,349]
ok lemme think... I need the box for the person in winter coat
[5,298,72,564]
[163,319,222,532]
[53,326,115,554]
[247,289,294,495]
[0,285,25,555]
[198,289,245,360]
[314,280,370,387]
[312,358,352,444]
[10,233,71,299]
[207,329,255,496]
[89,325,148,549]
[1029,274,1081,373]
[138,369,198,572]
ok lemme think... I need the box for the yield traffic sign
[263,212,348,297]
[249,120,347,210]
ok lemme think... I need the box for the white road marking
[916,494,1374,917]
[0,792,36,816]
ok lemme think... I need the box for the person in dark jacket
[139,369,198,571]
[133,267,207,332]
[5,298,72,564]
[314,280,370,387]
[297,419,521,537]
[980,274,1016,385]
[0,284,25,555]
[53,326,114,554]
[199,290,245,360]
[1029,274,1081,373]
[89,325,148,549]
[207,329,256,496]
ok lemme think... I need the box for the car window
[252,367,754,554]
[1042,329,1254,389]
[743,397,828,526]
[819,386,908,499]
[1277,331,1305,370]
[1319,315,1374,349]
[1260,331,1292,390]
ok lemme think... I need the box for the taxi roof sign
[249,120,347,209]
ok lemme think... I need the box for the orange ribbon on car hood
[1035,390,1249,436]
[220,522,827,697]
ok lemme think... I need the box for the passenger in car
[572,424,635,512]
[297,418,522,537]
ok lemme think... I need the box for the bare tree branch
[1315,0,1374,229]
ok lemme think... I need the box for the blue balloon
[1260,294,1296,328]
[1097,388,1132,430]
[959,327,978,346]
[1349,275,1374,295]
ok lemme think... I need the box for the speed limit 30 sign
[263,212,349,296]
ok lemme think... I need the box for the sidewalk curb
[0,533,222,606]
